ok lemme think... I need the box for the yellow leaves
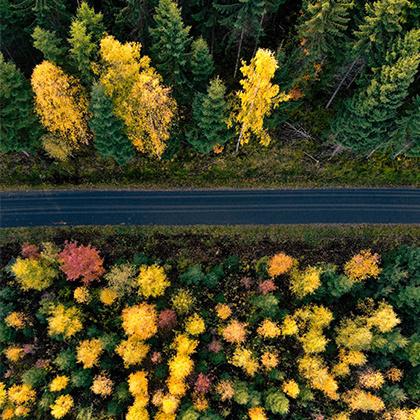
[121,303,158,340]
[185,313,205,335]
[137,264,170,298]
[222,320,248,344]
[98,35,176,158]
[31,61,90,147]
[116,337,150,367]
[367,302,400,333]
[50,394,74,419]
[268,252,296,277]
[289,266,322,298]
[230,347,259,376]
[343,389,385,412]
[257,319,281,339]
[344,249,381,282]
[49,376,69,392]
[47,304,83,338]
[231,48,290,149]
[76,338,103,368]
[282,380,300,398]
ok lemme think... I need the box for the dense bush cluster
[1,242,419,419]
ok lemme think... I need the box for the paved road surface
[1,189,419,227]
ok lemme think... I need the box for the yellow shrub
[47,304,83,338]
[49,376,69,392]
[343,389,385,412]
[126,400,149,420]
[257,319,281,338]
[50,394,74,419]
[76,338,103,368]
[168,354,194,381]
[216,380,235,401]
[268,252,295,277]
[11,257,57,291]
[167,377,187,397]
[185,313,205,335]
[299,329,328,354]
[7,384,36,405]
[289,266,322,298]
[222,320,248,344]
[367,302,400,333]
[5,312,26,329]
[116,337,150,367]
[261,351,279,370]
[91,374,113,396]
[172,334,198,356]
[231,347,259,376]
[0,382,6,408]
[73,286,90,304]
[344,250,381,282]
[358,370,385,389]
[248,407,268,420]
[335,318,372,350]
[281,315,299,336]
[160,394,179,414]
[386,367,403,382]
[137,264,170,297]
[283,380,300,398]
[193,394,209,412]
[171,289,195,314]
[121,303,157,340]
[98,288,118,305]
[128,371,148,398]
[298,355,338,400]
[215,303,232,320]
[4,346,24,362]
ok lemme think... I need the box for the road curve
[1,189,420,227]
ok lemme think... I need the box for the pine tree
[214,0,266,77]
[68,2,105,84]
[391,96,420,158]
[298,0,355,62]
[0,54,41,153]
[32,26,66,64]
[190,37,215,91]
[354,0,411,67]
[68,21,95,84]
[89,83,135,165]
[150,0,191,98]
[187,77,230,154]
[332,29,420,155]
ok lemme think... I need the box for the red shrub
[59,241,105,284]
[21,243,40,259]
[194,373,212,394]
[158,309,177,330]
[259,279,278,295]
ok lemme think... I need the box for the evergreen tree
[214,0,266,77]
[68,2,105,84]
[391,96,420,158]
[354,0,411,67]
[89,83,135,165]
[0,54,41,153]
[298,0,355,63]
[68,21,95,84]
[332,29,420,155]
[150,0,191,98]
[32,26,66,64]
[187,77,230,154]
[190,37,215,91]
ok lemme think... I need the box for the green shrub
[265,389,289,415]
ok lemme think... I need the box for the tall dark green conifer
[190,37,215,91]
[150,0,191,97]
[332,29,420,155]
[0,54,41,153]
[89,83,135,165]
[187,77,230,154]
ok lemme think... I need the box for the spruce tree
[391,96,420,158]
[332,29,420,155]
[89,83,135,166]
[297,0,354,62]
[187,77,230,154]
[150,0,191,98]
[190,37,215,91]
[74,2,105,44]
[32,26,66,64]
[0,54,41,153]
[354,0,410,67]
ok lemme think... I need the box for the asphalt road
[1,189,420,227]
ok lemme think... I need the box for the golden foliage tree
[230,49,290,153]
[31,61,90,155]
[98,35,177,157]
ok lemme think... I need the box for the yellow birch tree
[98,35,177,158]
[230,48,290,153]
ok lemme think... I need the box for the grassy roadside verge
[1,225,418,267]
[1,140,418,191]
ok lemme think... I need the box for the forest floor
[1,139,418,190]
